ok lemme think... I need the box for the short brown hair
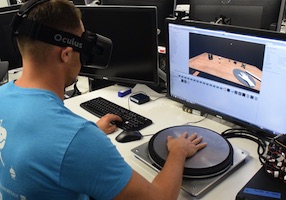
[17,0,82,61]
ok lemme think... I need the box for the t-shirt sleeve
[59,122,133,200]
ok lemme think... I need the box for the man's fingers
[187,132,198,141]
[179,132,189,138]
[196,142,207,150]
[190,136,204,144]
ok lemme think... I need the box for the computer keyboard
[80,97,153,131]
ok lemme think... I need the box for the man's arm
[114,132,207,200]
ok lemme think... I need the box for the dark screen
[78,6,159,86]
[0,8,22,70]
[102,0,176,46]
[189,0,284,31]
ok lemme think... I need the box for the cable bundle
[221,128,271,164]
[264,134,286,183]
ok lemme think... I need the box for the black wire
[185,113,209,124]
[71,79,81,97]
[221,128,272,165]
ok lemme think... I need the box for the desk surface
[64,84,263,200]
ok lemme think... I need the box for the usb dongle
[118,88,132,97]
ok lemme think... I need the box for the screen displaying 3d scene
[167,21,286,134]
[188,34,264,93]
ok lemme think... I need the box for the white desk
[64,84,263,200]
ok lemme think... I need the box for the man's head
[16,0,82,64]
[14,0,84,87]
[12,0,112,90]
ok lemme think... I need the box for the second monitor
[189,0,286,32]
[101,0,176,46]
[78,5,159,87]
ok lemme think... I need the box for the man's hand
[167,132,207,158]
[96,114,122,134]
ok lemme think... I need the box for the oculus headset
[10,0,113,69]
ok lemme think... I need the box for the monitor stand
[88,78,115,91]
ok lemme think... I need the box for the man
[0,0,207,199]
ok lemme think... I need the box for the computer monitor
[78,5,159,86]
[101,0,176,46]
[166,18,286,136]
[0,6,22,70]
[189,0,286,32]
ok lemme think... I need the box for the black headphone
[10,0,113,69]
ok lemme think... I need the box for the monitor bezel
[165,18,286,137]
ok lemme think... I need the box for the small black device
[130,93,150,105]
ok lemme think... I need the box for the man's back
[0,81,132,200]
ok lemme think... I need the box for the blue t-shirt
[0,81,132,200]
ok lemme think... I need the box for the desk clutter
[265,134,286,183]
[236,166,286,200]
[63,83,283,200]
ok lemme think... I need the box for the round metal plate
[148,125,233,178]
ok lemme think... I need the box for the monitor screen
[102,0,176,46]
[0,6,22,70]
[166,18,286,136]
[189,0,285,32]
[78,5,159,86]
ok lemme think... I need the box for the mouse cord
[143,133,155,137]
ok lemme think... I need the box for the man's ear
[60,47,73,63]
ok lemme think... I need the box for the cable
[64,79,82,99]
[143,133,155,137]
[70,79,81,97]
[185,114,209,124]
[127,91,166,110]
[150,95,167,102]
[221,128,273,164]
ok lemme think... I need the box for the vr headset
[10,0,112,69]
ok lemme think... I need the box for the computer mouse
[115,130,143,143]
